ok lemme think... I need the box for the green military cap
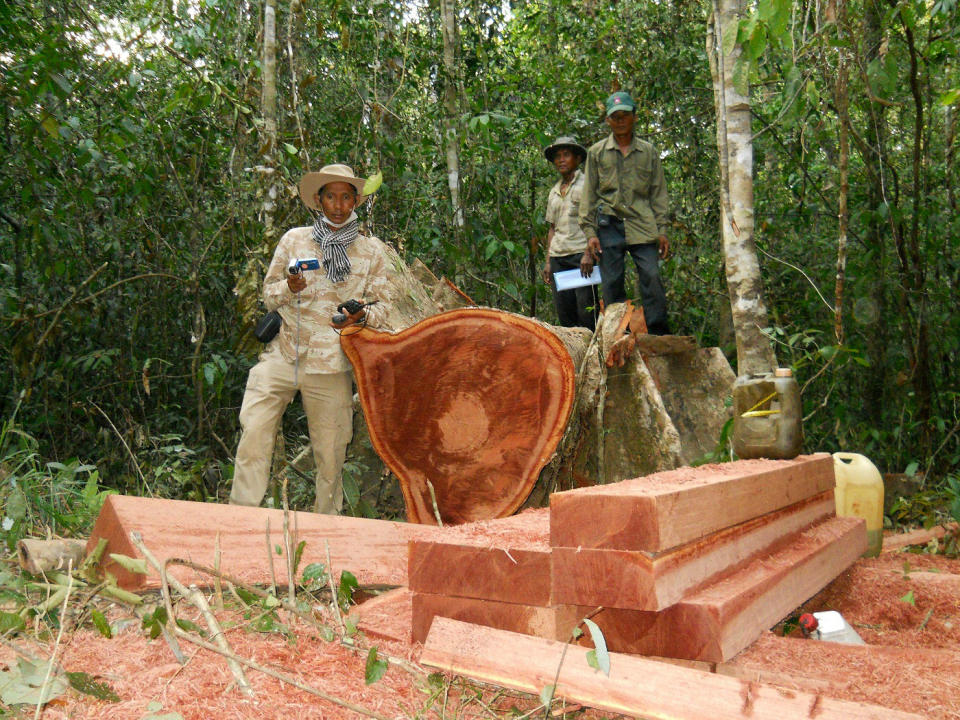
[605,92,636,116]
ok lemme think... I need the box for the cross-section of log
[551,490,836,610]
[408,509,551,605]
[341,308,576,525]
[550,453,835,552]
[420,617,921,720]
[86,495,442,590]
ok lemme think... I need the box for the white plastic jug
[833,452,884,557]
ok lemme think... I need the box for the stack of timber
[410,453,868,663]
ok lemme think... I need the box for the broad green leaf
[362,170,383,196]
[0,612,25,634]
[66,671,120,702]
[900,590,915,606]
[721,17,739,57]
[6,487,27,521]
[747,24,767,60]
[364,647,388,685]
[338,570,358,609]
[301,562,328,587]
[732,58,751,97]
[939,88,960,106]
[91,609,112,638]
[904,461,919,477]
[283,143,298,155]
[539,683,555,707]
[757,0,774,22]
[175,618,203,635]
[582,618,610,675]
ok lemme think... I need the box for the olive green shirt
[579,133,669,245]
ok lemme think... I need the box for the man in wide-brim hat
[230,163,393,514]
[541,136,599,331]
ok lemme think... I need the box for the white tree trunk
[439,0,464,228]
[708,0,776,376]
[261,0,279,243]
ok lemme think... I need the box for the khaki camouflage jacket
[262,226,390,373]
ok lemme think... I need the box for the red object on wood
[408,510,551,605]
[86,495,441,590]
[551,490,836,610]
[420,617,923,720]
[341,308,576,525]
[550,454,836,552]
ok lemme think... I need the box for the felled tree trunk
[341,309,575,525]
[334,253,734,524]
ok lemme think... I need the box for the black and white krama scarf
[312,210,359,284]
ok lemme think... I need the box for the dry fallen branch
[130,531,252,696]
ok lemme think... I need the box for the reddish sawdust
[9,537,960,719]
[731,548,960,718]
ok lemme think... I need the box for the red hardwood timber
[340,308,575,525]
[85,494,441,590]
[550,453,835,551]
[408,509,551,604]
[582,516,867,662]
[882,522,959,552]
[411,593,582,644]
[551,490,836,610]
[420,617,921,720]
[347,587,414,644]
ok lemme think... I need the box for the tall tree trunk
[833,3,850,346]
[261,0,279,244]
[707,0,776,377]
[439,0,463,228]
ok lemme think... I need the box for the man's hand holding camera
[331,298,377,329]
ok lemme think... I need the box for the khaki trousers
[230,350,353,514]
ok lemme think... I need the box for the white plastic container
[833,452,884,557]
[731,369,803,459]
[811,610,865,645]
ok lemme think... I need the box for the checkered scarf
[312,211,359,284]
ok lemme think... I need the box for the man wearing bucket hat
[541,136,599,331]
[579,91,671,335]
[230,163,392,514]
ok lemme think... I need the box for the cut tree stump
[549,453,836,552]
[85,495,441,589]
[551,490,836,610]
[341,308,575,525]
[420,617,921,720]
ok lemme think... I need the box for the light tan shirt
[545,169,588,256]
[579,133,669,245]
[262,226,391,373]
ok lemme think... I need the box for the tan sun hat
[299,163,367,210]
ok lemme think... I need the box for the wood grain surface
[341,308,575,525]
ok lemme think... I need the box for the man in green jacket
[579,91,671,335]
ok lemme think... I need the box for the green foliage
[90,609,112,638]
[141,606,169,640]
[337,570,359,611]
[582,618,610,676]
[1,414,113,549]
[364,646,388,685]
[65,671,120,702]
[0,0,956,524]
[0,657,69,706]
[300,562,329,592]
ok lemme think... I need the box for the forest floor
[2,531,958,719]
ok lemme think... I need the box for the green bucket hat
[544,136,587,163]
[605,92,636,117]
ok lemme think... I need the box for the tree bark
[707,0,776,376]
[439,0,463,228]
